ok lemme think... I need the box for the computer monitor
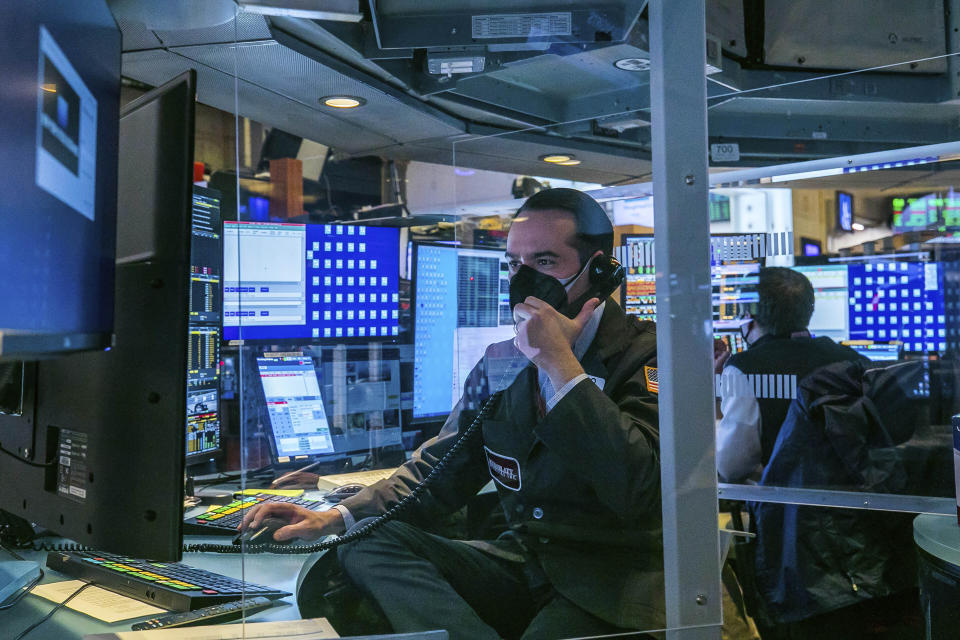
[0,0,120,359]
[847,261,945,353]
[619,234,762,329]
[255,346,402,467]
[185,187,223,465]
[711,262,761,329]
[0,71,197,561]
[842,341,902,362]
[836,191,854,232]
[222,222,400,342]
[411,243,515,420]
[794,264,850,342]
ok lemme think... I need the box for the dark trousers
[337,519,639,640]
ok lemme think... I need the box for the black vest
[726,334,866,465]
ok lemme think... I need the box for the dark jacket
[726,334,867,466]
[341,301,665,630]
[748,359,950,624]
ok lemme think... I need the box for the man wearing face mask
[240,188,664,639]
[715,267,866,483]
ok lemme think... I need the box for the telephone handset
[565,253,625,318]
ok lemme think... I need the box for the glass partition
[72,2,960,640]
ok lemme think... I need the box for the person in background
[715,266,866,483]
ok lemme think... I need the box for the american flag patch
[644,366,659,394]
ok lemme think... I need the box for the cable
[183,389,503,555]
[0,443,56,469]
[12,580,95,640]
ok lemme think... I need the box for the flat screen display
[222,222,400,342]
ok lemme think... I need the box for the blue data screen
[847,261,945,353]
[223,222,400,341]
[412,245,460,419]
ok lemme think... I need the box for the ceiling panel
[121,49,397,152]
[152,11,271,47]
[113,13,162,51]
[170,41,465,144]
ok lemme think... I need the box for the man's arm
[715,365,763,483]
[336,356,498,524]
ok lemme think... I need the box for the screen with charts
[257,354,335,460]
[189,187,222,324]
[412,244,515,419]
[620,235,761,329]
[794,264,850,342]
[186,187,222,460]
[257,351,402,463]
[222,222,400,341]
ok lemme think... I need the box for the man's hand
[238,502,345,542]
[271,471,321,489]
[513,296,600,390]
[714,337,731,374]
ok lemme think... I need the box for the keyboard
[46,550,290,611]
[183,493,325,536]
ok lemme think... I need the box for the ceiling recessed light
[614,58,651,71]
[321,96,365,109]
[541,154,574,163]
[557,159,581,166]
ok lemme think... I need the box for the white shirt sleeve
[716,365,764,484]
[331,503,355,531]
[545,373,590,413]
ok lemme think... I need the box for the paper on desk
[84,618,339,639]
[31,579,167,623]
[315,467,397,489]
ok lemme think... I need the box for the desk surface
[914,513,960,566]
[0,487,335,640]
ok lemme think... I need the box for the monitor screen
[222,222,400,342]
[891,193,942,232]
[258,354,336,460]
[185,187,222,462]
[0,3,120,358]
[842,341,902,362]
[412,244,515,420]
[709,192,731,223]
[801,238,822,257]
[795,264,849,342]
[189,187,222,324]
[712,262,761,329]
[836,191,854,232]
[0,69,196,561]
[847,261,945,353]
[257,349,402,463]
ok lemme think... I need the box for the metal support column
[649,1,722,638]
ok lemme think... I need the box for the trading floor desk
[0,485,331,640]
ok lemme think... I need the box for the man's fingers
[239,502,292,530]
[574,298,601,327]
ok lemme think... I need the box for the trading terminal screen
[222,222,400,341]
[795,260,946,353]
[189,188,222,324]
[794,264,850,342]
[257,352,402,462]
[186,187,222,459]
[412,244,514,419]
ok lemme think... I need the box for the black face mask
[509,264,570,315]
